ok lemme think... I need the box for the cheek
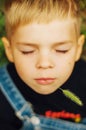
[63,59,75,79]
[14,58,36,79]
[15,64,33,85]
[55,54,76,77]
[58,61,75,85]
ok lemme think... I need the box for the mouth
[34,78,56,85]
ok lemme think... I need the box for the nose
[36,53,55,69]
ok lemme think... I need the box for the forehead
[11,19,77,43]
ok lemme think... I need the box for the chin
[34,88,58,95]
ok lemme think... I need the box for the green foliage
[0,39,8,66]
[0,11,7,66]
[0,11,6,38]
[0,0,5,10]
[79,0,86,10]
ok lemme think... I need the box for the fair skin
[2,19,84,94]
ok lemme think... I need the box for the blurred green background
[0,11,8,66]
[0,1,86,66]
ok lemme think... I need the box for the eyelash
[21,50,34,55]
[56,50,69,53]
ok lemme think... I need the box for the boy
[0,0,86,130]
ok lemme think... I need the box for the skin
[2,19,85,95]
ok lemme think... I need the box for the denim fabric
[0,65,86,130]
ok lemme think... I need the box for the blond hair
[4,0,81,39]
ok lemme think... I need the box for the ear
[1,37,14,62]
[75,34,85,61]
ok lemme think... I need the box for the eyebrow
[54,41,73,45]
[16,42,38,47]
[16,40,73,47]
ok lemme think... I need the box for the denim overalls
[0,65,86,130]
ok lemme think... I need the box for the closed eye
[56,50,69,53]
[21,50,35,55]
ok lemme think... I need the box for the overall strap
[0,65,40,130]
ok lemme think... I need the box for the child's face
[3,19,84,94]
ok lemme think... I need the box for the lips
[35,78,56,85]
